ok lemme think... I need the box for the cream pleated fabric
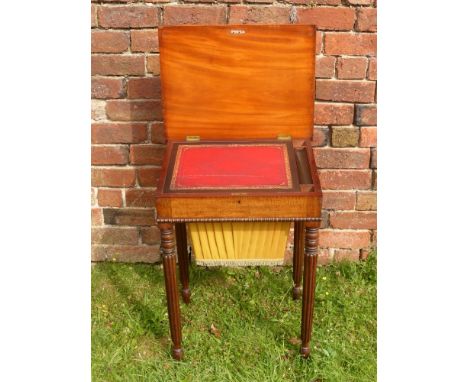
[188,222,290,266]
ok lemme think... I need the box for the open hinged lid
[158,25,316,141]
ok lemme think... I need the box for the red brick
[91,101,109,123]
[356,8,377,32]
[92,101,106,121]
[318,169,372,190]
[372,170,377,190]
[229,5,290,24]
[325,33,376,56]
[88,104,104,126]
[371,229,377,247]
[150,122,165,143]
[316,80,375,103]
[91,30,129,53]
[315,56,336,78]
[137,167,161,187]
[86,99,103,117]
[91,188,97,206]
[296,7,355,31]
[103,208,156,226]
[336,57,368,79]
[126,189,157,207]
[360,126,376,147]
[106,100,162,121]
[131,29,159,52]
[314,148,370,169]
[360,248,372,260]
[283,0,309,4]
[97,189,123,207]
[130,144,165,165]
[147,55,160,75]
[315,0,341,4]
[370,148,377,169]
[322,191,356,210]
[127,77,161,99]
[368,57,377,80]
[356,191,377,211]
[92,168,136,187]
[90,100,105,120]
[92,100,106,121]
[311,126,329,147]
[334,249,360,261]
[92,208,103,226]
[355,104,377,125]
[331,127,359,147]
[164,6,227,25]
[92,245,160,263]
[91,77,125,99]
[145,0,172,3]
[319,229,371,249]
[91,4,97,28]
[92,227,139,245]
[92,145,129,165]
[140,227,161,245]
[92,54,145,75]
[92,102,111,121]
[246,0,274,3]
[346,0,374,4]
[314,103,354,125]
[180,0,217,3]
[330,211,376,229]
[317,248,332,266]
[92,123,147,144]
[316,31,323,54]
[320,210,330,229]
[98,6,160,28]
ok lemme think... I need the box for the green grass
[92,253,376,382]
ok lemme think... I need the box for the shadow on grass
[101,262,300,349]
[100,264,167,339]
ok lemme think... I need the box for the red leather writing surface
[170,144,292,190]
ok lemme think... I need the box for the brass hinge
[277,134,291,141]
[186,135,200,142]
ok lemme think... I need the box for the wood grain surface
[159,25,316,140]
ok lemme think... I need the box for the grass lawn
[92,253,376,382]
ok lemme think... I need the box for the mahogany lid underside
[159,25,316,140]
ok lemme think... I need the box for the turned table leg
[175,223,191,304]
[159,223,183,360]
[292,221,305,300]
[300,225,319,358]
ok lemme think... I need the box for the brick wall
[91,0,377,264]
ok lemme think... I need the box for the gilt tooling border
[163,140,300,194]
[169,143,293,191]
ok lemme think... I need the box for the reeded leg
[300,225,319,358]
[292,221,305,300]
[175,223,191,304]
[159,223,183,360]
